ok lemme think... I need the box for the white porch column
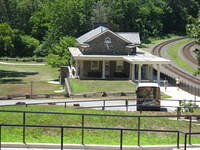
[132,64,135,81]
[102,60,105,79]
[138,64,142,83]
[75,60,79,78]
[157,64,160,84]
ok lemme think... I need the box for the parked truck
[136,83,161,111]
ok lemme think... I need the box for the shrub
[178,101,198,113]
[46,36,77,68]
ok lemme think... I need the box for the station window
[116,61,123,72]
[91,61,99,71]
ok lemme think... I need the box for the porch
[75,59,168,84]
[69,47,171,83]
[78,60,130,79]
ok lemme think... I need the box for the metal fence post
[23,112,26,143]
[194,87,197,104]
[125,100,128,111]
[189,116,192,145]
[184,133,187,150]
[177,107,181,120]
[137,117,141,146]
[30,81,33,98]
[120,129,123,150]
[102,100,105,110]
[177,131,180,149]
[61,127,63,150]
[64,102,66,108]
[81,115,85,145]
[0,125,1,150]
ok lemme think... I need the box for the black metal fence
[0,123,199,150]
[0,99,199,149]
[0,98,199,115]
[0,109,199,150]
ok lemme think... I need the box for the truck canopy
[137,83,159,88]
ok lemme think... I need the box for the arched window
[104,37,112,44]
[104,37,112,49]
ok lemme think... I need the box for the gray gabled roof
[77,26,108,45]
[77,26,141,45]
[117,32,141,44]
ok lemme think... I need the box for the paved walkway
[160,85,200,101]
[160,85,200,111]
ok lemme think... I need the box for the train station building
[69,26,170,83]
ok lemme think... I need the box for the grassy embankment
[0,63,62,96]
[140,34,184,50]
[167,39,196,74]
[69,73,170,99]
[69,79,136,94]
[0,105,199,145]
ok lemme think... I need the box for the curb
[1,143,200,150]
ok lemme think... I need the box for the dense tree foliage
[0,0,199,67]
[46,36,77,68]
[0,23,15,56]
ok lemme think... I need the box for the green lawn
[0,105,199,145]
[167,39,196,73]
[0,63,63,96]
[69,79,136,94]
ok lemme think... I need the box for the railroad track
[182,42,197,65]
[152,38,200,86]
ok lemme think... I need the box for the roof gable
[77,26,108,44]
[117,32,140,44]
[86,29,131,44]
[77,26,141,45]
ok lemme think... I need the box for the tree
[105,0,165,40]
[45,0,94,46]
[0,0,43,34]
[19,35,40,56]
[137,0,165,39]
[0,23,15,56]
[46,36,77,68]
[163,0,199,34]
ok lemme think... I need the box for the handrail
[0,109,199,118]
[0,123,198,150]
[0,124,181,132]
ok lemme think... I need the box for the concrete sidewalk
[160,85,200,102]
